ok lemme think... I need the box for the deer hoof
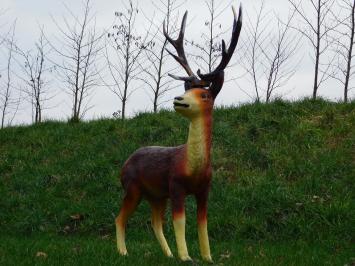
[118,249,128,256]
[165,251,174,258]
[180,255,193,262]
[202,255,213,263]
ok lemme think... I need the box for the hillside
[0,99,354,265]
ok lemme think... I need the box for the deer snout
[173,95,190,110]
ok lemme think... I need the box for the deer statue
[116,5,242,262]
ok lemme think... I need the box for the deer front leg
[196,190,213,263]
[171,187,192,261]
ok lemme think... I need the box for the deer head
[164,6,242,119]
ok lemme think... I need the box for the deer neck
[185,112,212,175]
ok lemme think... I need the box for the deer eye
[201,93,209,99]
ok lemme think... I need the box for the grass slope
[0,99,354,265]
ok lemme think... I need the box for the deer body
[121,99,212,197]
[116,6,242,262]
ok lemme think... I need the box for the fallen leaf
[70,214,83,220]
[144,251,151,257]
[63,225,71,232]
[72,246,81,253]
[220,250,231,259]
[36,251,47,258]
[101,234,110,239]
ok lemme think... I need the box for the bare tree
[0,22,20,128]
[0,9,7,47]
[15,28,52,123]
[49,0,102,122]
[241,2,267,102]
[0,9,11,46]
[190,0,232,73]
[104,0,152,119]
[241,1,300,102]
[288,0,338,100]
[330,0,354,102]
[139,0,183,113]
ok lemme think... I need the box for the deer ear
[197,69,224,98]
[208,71,224,99]
[184,82,192,91]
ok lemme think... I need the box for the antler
[165,5,243,97]
[197,5,243,81]
[163,11,195,77]
[196,5,243,98]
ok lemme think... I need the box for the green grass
[0,98,354,265]
[1,235,353,265]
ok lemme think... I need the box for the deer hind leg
[149,199,173,258]
[116,184,141,256]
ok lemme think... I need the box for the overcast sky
[0,0,353,125]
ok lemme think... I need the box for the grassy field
[0,99,354,265]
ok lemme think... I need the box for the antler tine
[163,11,195,77]
[168,73,195,82]
[198,5,242,80]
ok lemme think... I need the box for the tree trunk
[313,0,321,100]
[1,107,6,129]
[121,98,126,120]
[344,2,354,103]
[208,0,215,72]
[153,94,158,113]
[312,50,320,100]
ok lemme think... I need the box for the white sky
[0,0,353,125]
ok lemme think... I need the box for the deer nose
[174,96,184,101]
